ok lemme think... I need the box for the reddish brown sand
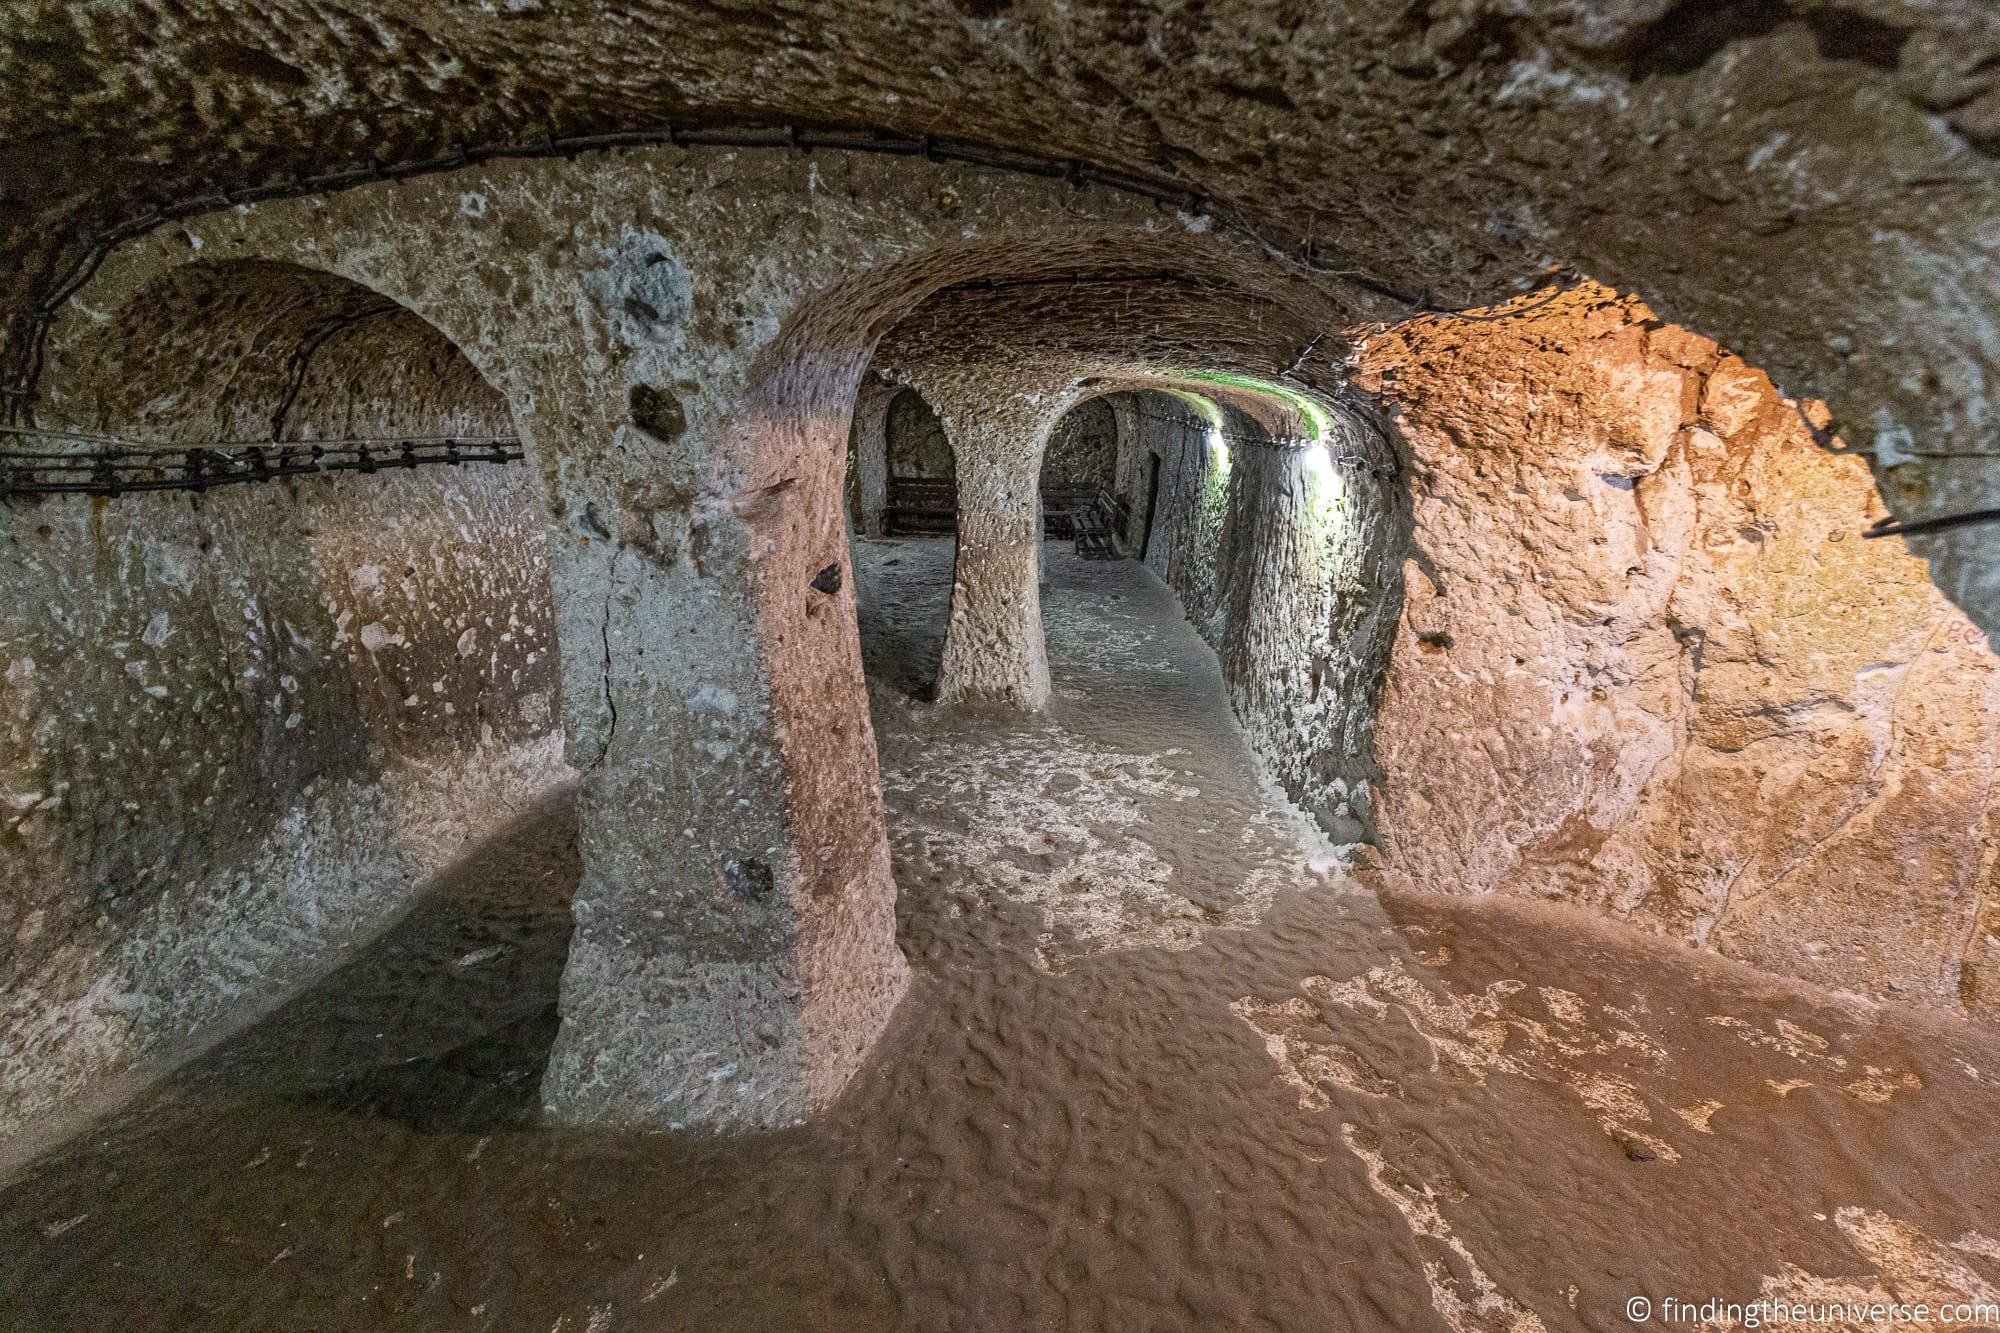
[2,539,1998,1332]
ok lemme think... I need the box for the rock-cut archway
[0,258,572,1142]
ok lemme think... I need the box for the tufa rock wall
[1119,288,2000,1017]
[885,389,954,483]
[0,264,569,1141]
[1355,286,2000,1015]
[1042,397,1118,490]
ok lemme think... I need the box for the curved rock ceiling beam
[3,0,1996,466]
[870,274,1384,458]
[875,277,1326,400]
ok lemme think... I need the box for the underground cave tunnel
[6,3,2000,1328]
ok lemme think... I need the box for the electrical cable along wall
[0,429,523,498]
[3,121,1591,434]
[0,257,570,1139]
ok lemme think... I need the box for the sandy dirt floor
[3,538,1998,1332]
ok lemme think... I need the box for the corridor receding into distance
[4,3,2000,1329]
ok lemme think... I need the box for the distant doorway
[1140,451,1163,561]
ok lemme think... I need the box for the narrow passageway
[859,536,1340,971]
[6,536,2000,1331]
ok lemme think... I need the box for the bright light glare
[1304,442,1337,486]
[1179,371,1333,442]
[1162,389,1229,475]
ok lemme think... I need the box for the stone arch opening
[783,243,1417,851]
[839,256,1389,711]
[730,223,1365,784]
[2,257,573,1141]
[43,259,509,445]
[683,233,1390,1122]
[1040,396,1119,493]
[847,383,956,538]
[1038,394,1121,554]
[1027,375,1412,846]
[883,387,958,534]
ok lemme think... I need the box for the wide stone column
[910,381,1072,709]
[943,449,1048,706]
[851,377,896,537]
[526,264,907,1133]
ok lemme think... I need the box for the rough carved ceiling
[4,0,1998,459]
[873,276,1344,435]
[879,278,1319,380]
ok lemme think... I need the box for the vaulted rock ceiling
[5,0,1997,468]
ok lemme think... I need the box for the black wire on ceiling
[2,122,1583,430]
[18,124,1992,525]
[1781,403,2000,537]
[1864,508,2000,539]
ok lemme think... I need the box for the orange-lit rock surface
[1358,286,2000,1014]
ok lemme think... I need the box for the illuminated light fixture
[1174,371,1344,511]
[1163,388,1229,474]
[1302,439,1338,486]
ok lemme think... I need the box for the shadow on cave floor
[6,543,2000,1332]
[175,787,582,1133]
[853,532,953,700]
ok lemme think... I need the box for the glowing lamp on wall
[1165,389,1229,475]
[1303,441,1338,486]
